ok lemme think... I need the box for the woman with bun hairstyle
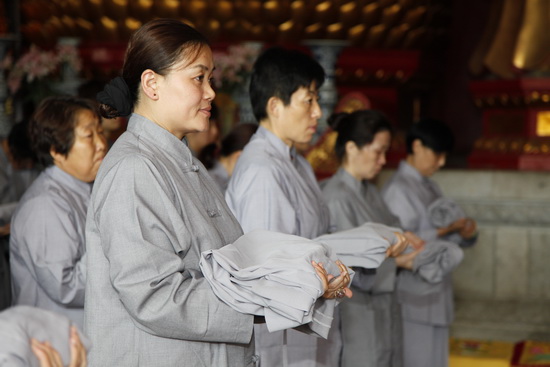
[84,19,257,366]
[321,110,425,367]
[85,19,345,367]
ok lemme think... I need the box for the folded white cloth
[200,230,350,338]
[0,306,90,367]
[314,223,397,269]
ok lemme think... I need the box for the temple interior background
[2,0,550,364]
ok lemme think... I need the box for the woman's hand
[394,246,424,270]
[404,231,425,250]
[459,218,477,239]
[385,232,409,258]
[438,218,466,237]
[312,260,353,299]
[31,326,87,367]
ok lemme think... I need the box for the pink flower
[4,43,82,95]
[213,43,262,93]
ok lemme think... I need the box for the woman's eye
[195,75,205,81]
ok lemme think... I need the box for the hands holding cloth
[200,230,353,338]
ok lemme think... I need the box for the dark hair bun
[97,77,133,118]
[328,112,349,131]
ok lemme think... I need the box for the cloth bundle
[200,230,348,338]
[0,306,90,367]
[314,222,398,269]
[428,197,477,247]
[399,239,464,296]
[428,197,465,228]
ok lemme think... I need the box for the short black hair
[406,118,454,154]
[249,47,325,122]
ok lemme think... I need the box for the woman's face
[347,130,391,181]
[274,81,322,147]
[53,109,107,183]
[156,46,216,139]
[410,140,446,177]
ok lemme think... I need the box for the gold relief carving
[486,113,524,135]
[306,131,339,176]
[536,111,550,136]
[524,141,541,154]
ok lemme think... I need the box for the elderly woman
[9,96,107,329]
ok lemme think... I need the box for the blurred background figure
[0,120,40,311]
[208,123,258,192]
[9,96,107,329]
[0,121,40,230]
[382,118,476,367]
[0,305,88,367]
[187,102,221,159]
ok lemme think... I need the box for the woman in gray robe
[86,20,344,367]
[10,97,107,329]
[85,20,255,367]
[382,118,476,367]
[321,110,421,367]
[226,48,389,367]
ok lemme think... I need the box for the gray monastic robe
[0,306,90,367]
[85,114,254,367]
[226,126,339,367]
[382,161,465,367]
[322,167,403,367]
[10,166,89,329]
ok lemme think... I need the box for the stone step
[451,299,550,342]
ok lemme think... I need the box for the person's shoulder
[14,171,64,210]
[321,175,350,198]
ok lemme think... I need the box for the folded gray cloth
[314,223,397,269]
[200,230,351,338]
[0,306,90,367]
[398,239,464,296]
[428,197,465,228]
[428,197,478,246]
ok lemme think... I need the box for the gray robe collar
[47,165,92,195]
[334,167,369,197]
[256,126,298,165]
[128,113,195,168]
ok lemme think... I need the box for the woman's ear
[141,69,159,100]
[345,141,358,157]
[266,97,281,119]
[411,139,423,154]
[50,147,64,165]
